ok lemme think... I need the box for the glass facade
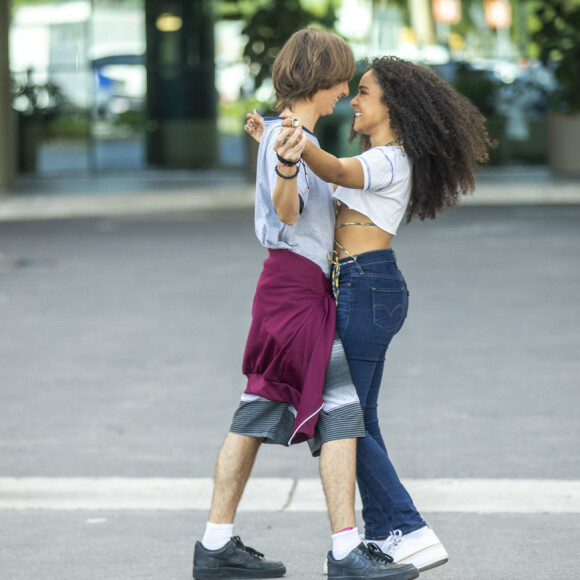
[6,0,553,180]
[144,0,217,169]
[9,0,219,175]
[10,0,148,175]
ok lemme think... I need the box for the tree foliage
[221,0,337,91]
[531,0,580,113]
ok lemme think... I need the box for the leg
[334,254,446,573]
[351,357,425,539]
[195,433,287,579]
[320,436,419,580]
[319,437,357,533]
[335,254,422,538]
[208,432,263,523]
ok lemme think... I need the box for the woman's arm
[301,140,365,190]
[279,119,365,189]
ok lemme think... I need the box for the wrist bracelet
[276,152,298,166]
[275,163,300,180]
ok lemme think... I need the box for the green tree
[530,0,580,113]
[219,0,337,91]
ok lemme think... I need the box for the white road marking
[0,477,578,513]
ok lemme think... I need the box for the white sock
[201,522,234,551]
[332,527,361,560]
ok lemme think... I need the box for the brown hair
[351,56,495,223]
[272,28,355,112]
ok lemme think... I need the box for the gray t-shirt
[254,117,335,277]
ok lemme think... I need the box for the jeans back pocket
[372,285,408,335]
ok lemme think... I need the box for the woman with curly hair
[271,55,493,573]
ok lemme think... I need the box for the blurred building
[3,0,217,184]
[0,0,552,191]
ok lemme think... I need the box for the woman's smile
[350,70,393,145]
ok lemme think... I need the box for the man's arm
[271,125,308,225]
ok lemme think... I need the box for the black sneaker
[193,536,286,579]
[327,542,419,579]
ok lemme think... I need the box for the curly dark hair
[350,56,495,222]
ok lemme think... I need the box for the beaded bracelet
[276,152,298,167]
[275,163,300,180]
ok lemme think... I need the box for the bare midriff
[334,204,393,259]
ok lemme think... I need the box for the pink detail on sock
[336,527,354,534]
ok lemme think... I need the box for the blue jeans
[335,249,425,540]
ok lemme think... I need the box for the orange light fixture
[484,0,512,29]
[432,0,461,24]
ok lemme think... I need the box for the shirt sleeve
[355,147,395,193]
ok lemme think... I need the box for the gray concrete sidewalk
[0,165,579,222]
[1,199,579,579]
[1,510,578,580]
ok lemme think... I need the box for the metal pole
[0,0,15,192]
[87,0,97,175]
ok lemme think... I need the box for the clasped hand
[273,117,308,163]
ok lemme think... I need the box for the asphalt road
[1,204,579,579]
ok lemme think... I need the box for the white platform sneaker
[380,527,448,572]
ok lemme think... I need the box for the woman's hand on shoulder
[244,109,264,143]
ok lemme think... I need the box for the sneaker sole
[418,557,448,572]
[193,564,286,579]
[396,544,449,573]
[324,558,424,578]
[328,568,419,580]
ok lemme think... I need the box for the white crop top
[333,145,412,235]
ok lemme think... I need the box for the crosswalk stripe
[0,477,578,513]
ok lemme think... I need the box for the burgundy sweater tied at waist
[242,249,336,445]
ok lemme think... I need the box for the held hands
[244,112,307,162]
[274,118,308,164]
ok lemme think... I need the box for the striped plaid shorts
[230,335,365,457]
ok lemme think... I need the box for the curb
[1,181,579,222]
[0,186,256,222]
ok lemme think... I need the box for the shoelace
[364,542,394,564]
[381,530,403,555]
[231,536,265,560]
